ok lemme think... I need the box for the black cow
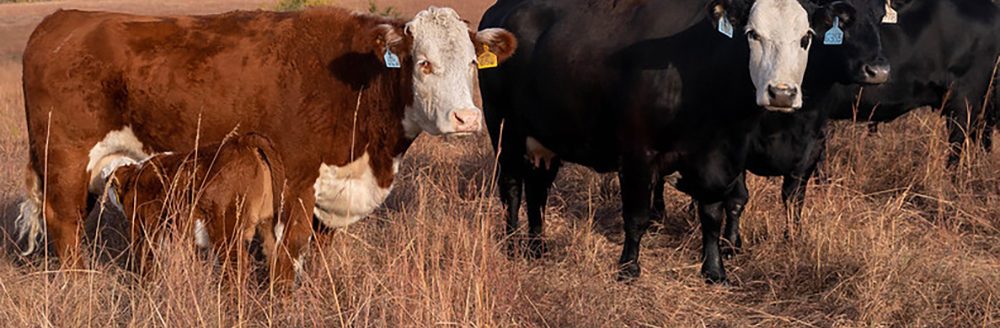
[703,0,998,256]
[663,0,894,250]
[480,0,887,283]
[824,0,999,165]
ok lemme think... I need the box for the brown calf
[106,134,284,281]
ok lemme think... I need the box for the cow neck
[304,10,415,188]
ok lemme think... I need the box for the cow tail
[17,163,44,256]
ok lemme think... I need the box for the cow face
[375,7,516,137]
[808,0,890,85]
[712,0,813,111]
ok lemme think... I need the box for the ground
[0,1,997,327]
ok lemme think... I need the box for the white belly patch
[313,152,398,228]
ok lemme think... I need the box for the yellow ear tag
[882,0,898,24]
[477,45,498,69]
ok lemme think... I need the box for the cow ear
[472,28,517,63]
[813,1,857,31]
[370,24,409,65]
[108,164,136,209]
[708,0,751,30]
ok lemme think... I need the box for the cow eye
[800,32,813,49]
[418,60,433,75]
[746,30,760,41]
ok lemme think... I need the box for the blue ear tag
[718,13,734,38]
[824,16,844,45]
[384,49,401,68]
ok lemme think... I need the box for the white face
[402,7,483,137]
[745,0,813,111]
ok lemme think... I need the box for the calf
[105,134,284,281]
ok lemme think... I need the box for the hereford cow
[105,133,284,281]
[18,6,516,284]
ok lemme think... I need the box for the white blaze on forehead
[402,7,481,136]
[313,153,397,228]
[746,0,811,109]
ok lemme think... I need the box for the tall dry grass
[0,50,997,328]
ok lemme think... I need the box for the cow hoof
[504,237,547,259]
[721,239,742,259]
[701,268,727,284]
[616,261,641,282]
[526,238,547,259]
[721,245,741,259]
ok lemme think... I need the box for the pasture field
[0,0,997,326]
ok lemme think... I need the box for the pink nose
[451,109,482,133]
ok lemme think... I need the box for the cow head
[807,0,891,85]
[711,0,814,111]
[107,163,139,213]
[372,7,516,137]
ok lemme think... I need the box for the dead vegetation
[0,1,996,327]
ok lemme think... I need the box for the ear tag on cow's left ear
[882,0,898,24]
[384,48,401,69]
[717,12,734,38]
[824,16,844,45]
[478,45,499,69]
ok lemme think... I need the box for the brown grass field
[0,0,997,326]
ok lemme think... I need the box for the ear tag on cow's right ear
[882,0,898,24]
[384,49,401,69]
[478,45,498,69]
[824,16,844,45]
[717,12,734,38]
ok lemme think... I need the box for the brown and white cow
[17,6,516,284]
[105,133,284,281]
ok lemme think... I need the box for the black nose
[767,84,798,108]
[862,63,891,84]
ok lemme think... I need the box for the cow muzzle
[449,108,483,135]
[763,83,800,111]
[861,63,890,85]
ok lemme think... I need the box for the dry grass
[0,1,997,327]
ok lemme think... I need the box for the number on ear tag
[824,16,844,45]
[718,12,734,38]
[384,49,401,68]
[478,45,498,69]
[882,0,898,24]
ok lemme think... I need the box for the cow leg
[981,124,994,153]
[269,188,314,291]
[812,140,830,185]
[697,200,727,283]
[944,102,974,167]
[39,150,90,270]
[721,173,748,258]
[128,210,151,277]
[781,172,810,240]
[617,158,653,281]
[652,172,666,218]
[497,161,523,256]
[523,160,560,258]
[867,122,880,134]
